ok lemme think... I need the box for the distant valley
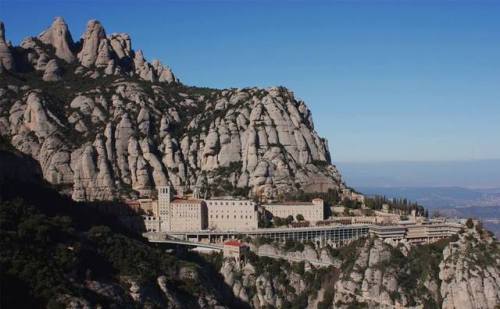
[354,186,500,209]
[350,186,500,238]
[337,160,500,237]
[337,159,500,188]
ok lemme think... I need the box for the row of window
[210,214,254,219]
[172,206,199,211]
[173,213,199,218]
[209,209,254,214]
[158,187,169,194]
[208,201,253,206]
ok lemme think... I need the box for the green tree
[296,214,304,221]
[273,217,285,227]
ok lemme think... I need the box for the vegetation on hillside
[364,195,425,216]
[0,149,233,308]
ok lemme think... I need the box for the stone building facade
[206,199,258,231]
[169,199,208,232]
[149,187,257,232]
[143,215,161,232]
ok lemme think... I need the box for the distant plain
[338,159,500,237]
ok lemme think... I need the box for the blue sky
[1,0,499,163]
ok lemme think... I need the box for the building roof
[207,195,251,200]
[224,240,243,247]
[171,198,204,204]
[207,198,254,202]
[264,201,315,206]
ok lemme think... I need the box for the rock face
[220,256,310,308]
[440,225,500,309]
[1,17,176,83]
[78,19,107,67]
[0,21,15,71]
[42,59,63,81]
[220,239,406,308]
[220,231,500,309]
[0,18,344,201]
[38,17,75,63]
[332,238,411,308]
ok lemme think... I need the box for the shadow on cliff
[179,249,251,309]
[0,146,144,236]
[0,145,247,308]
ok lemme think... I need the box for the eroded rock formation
[221,229,499,308]
[0,18,344,201]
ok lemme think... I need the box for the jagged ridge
[0,17,345,201]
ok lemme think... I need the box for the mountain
[0,17,346,201]
[2,144,499,308]
[2,17,500,309]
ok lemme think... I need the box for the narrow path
[255,252,333,267]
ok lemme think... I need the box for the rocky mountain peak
[77,19,107,67]
[38,16,75,63]
[2,17,176,84]
[152,59,175,83]
[0,21,5,41]
[0,17,343,201]
[0,21,15,71]
[108,33,132,59]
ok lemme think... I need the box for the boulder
[42,59,63,81]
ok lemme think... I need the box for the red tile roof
[224,240,242,247]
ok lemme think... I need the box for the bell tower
[157,186,171,232]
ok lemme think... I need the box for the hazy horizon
[337,159,500,189]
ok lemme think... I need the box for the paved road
[147,235,335,266]
[148,238,223,250]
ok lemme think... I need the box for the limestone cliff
[0,17,344,201]
[220,231,499,308]
[439,224,500,309]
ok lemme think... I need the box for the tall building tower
[192,186,200,199]
[157,186,171,232]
